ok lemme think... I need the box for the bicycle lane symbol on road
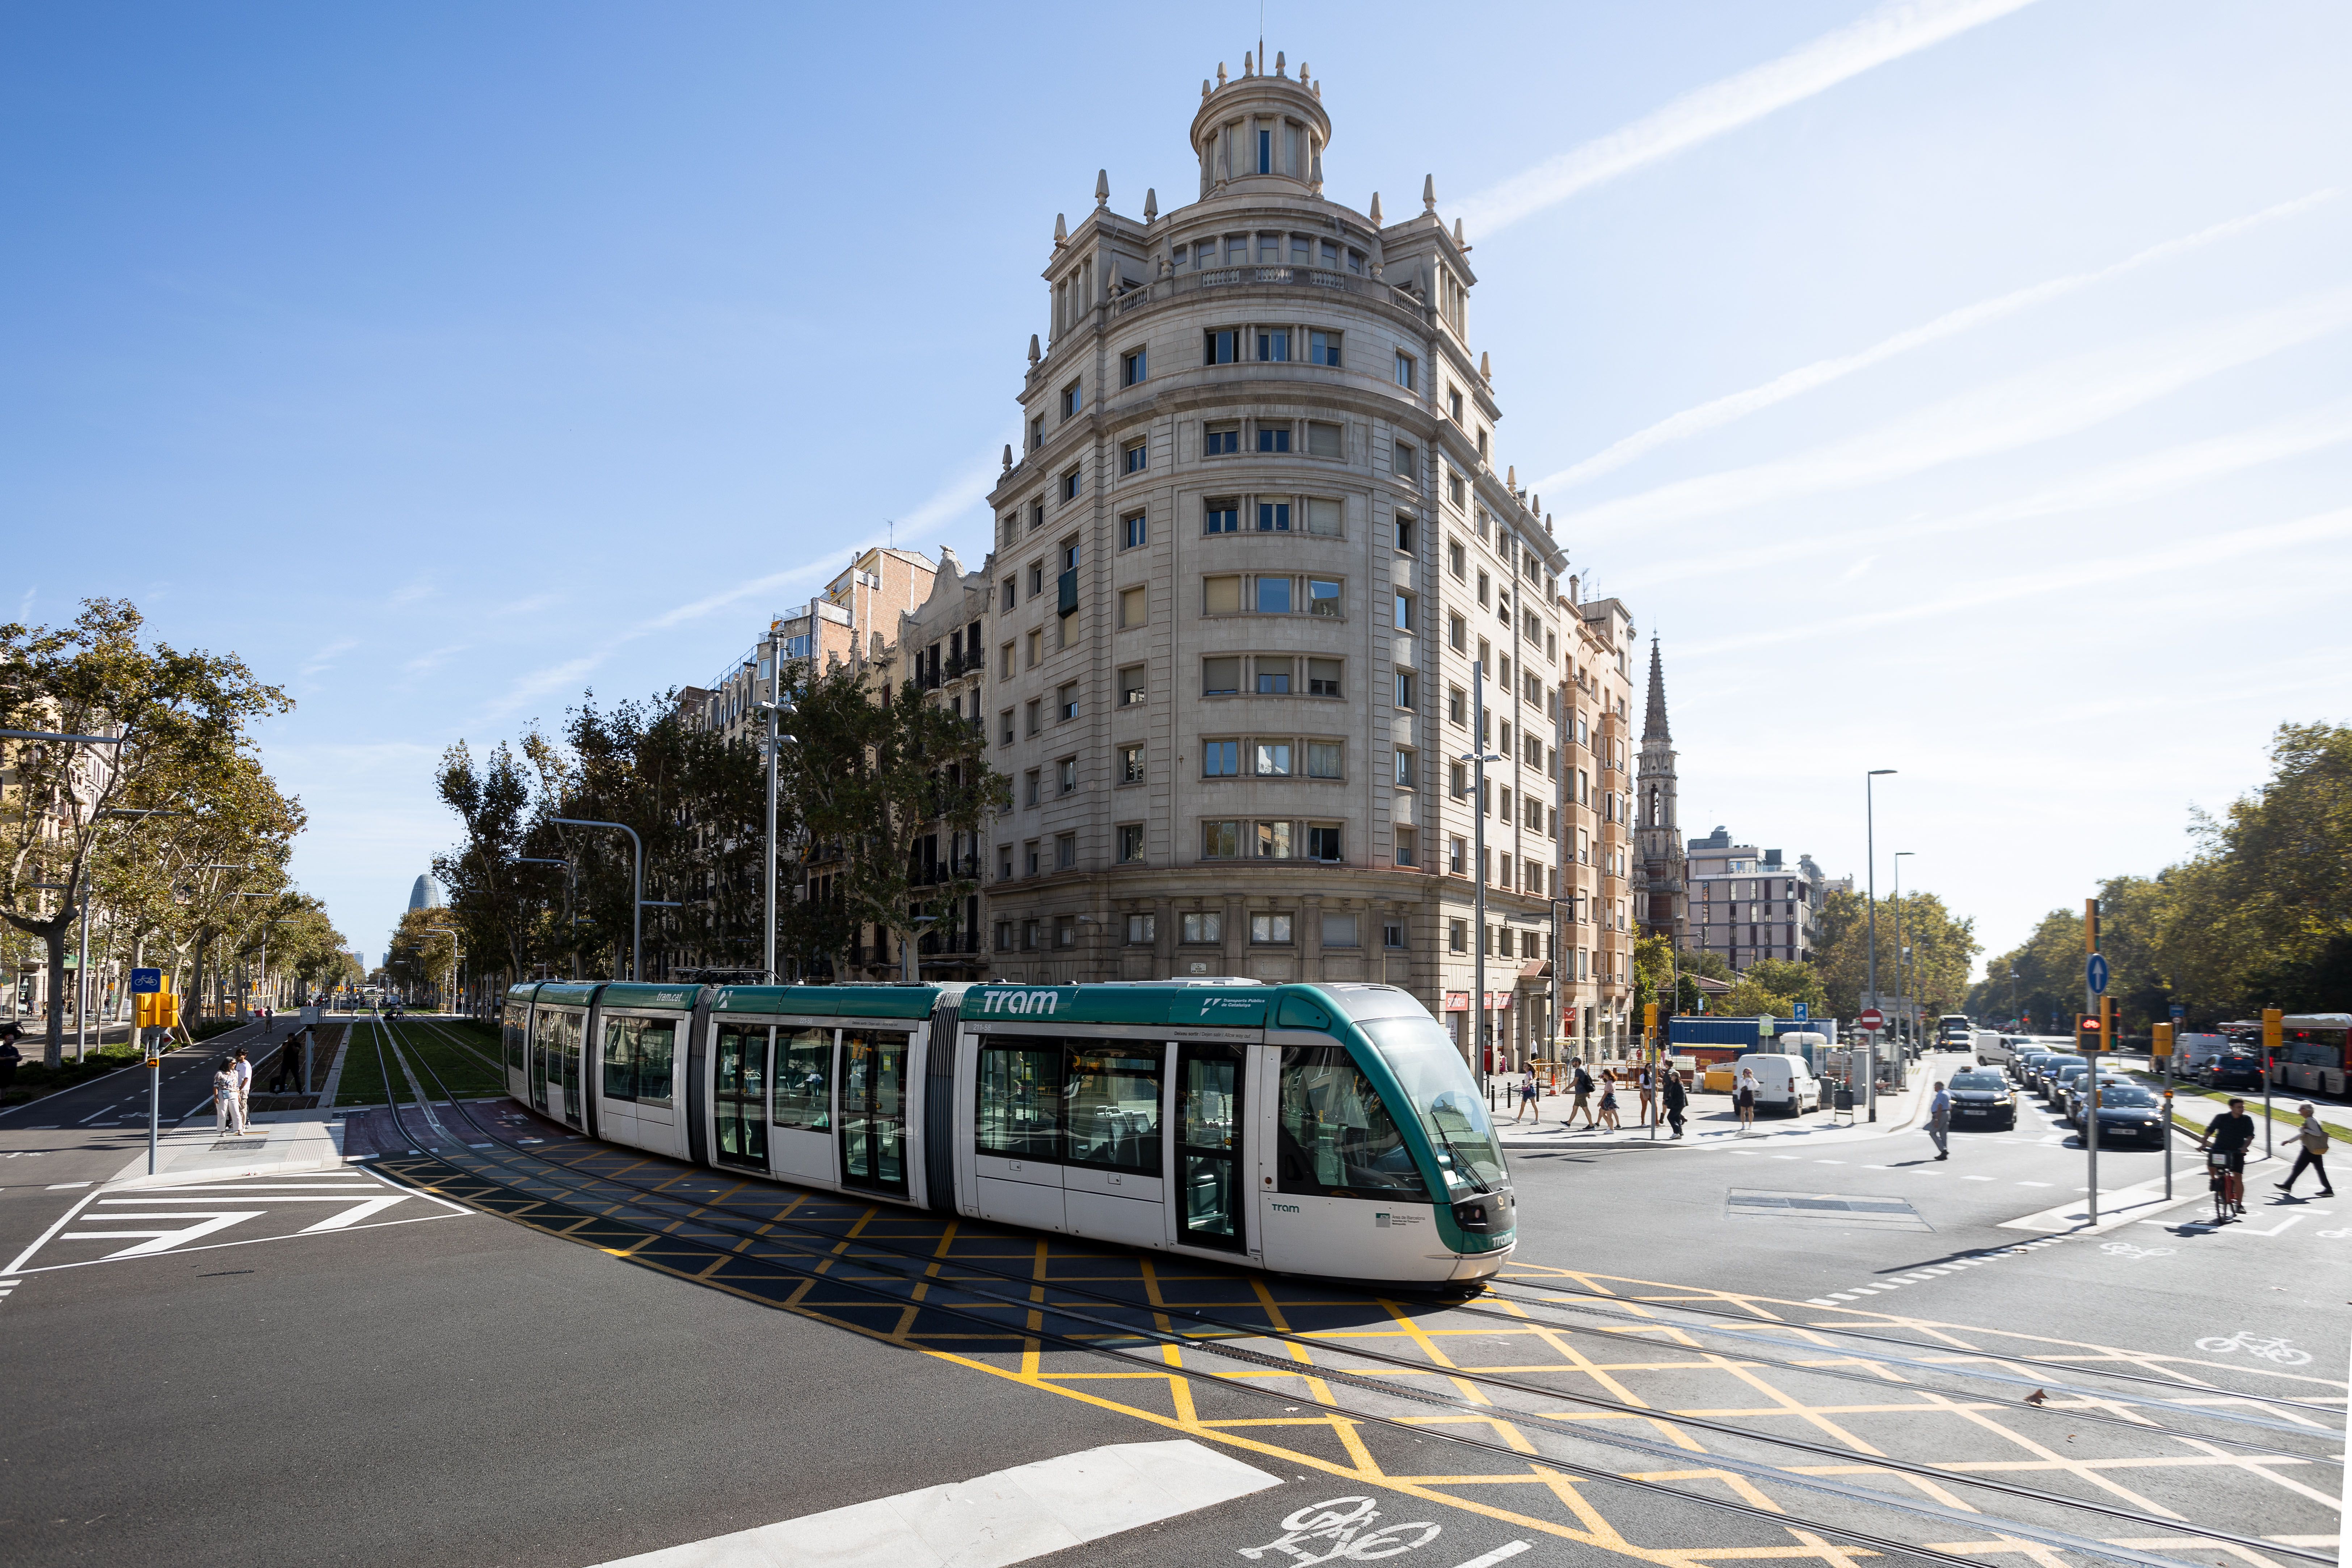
[1238,1497,1443,1565]
[2195,1330,2315,1366]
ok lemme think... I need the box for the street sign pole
[130,968,166,1175]
[2262,1008,2282,1161]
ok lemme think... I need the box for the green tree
[1813,887,1979,1024]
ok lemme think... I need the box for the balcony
[1112,264,1415,317]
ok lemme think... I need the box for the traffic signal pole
[2085,899,2101,1227]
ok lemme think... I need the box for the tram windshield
[1358,1017,1509,1195]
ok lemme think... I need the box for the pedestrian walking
[271,1034,303,1094]
[2275,1103,2335,1198]
[1513,1068,1539,1124]
[1598,1070,1620,1131]
[0,1021,21,1099]
[1662,1069,1688,1138]
[1927,1080,1951,1160]
[1569,1062,1596,1129]
[230,1048,253,1135]
[1735,1068,1757,1135]
[212,1057,237,1133]
[1636,1064,1656,1128]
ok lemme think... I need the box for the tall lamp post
[552,818,644,981]
[755,645,796,987]
[1892,851,1914,1059]
[1459,662,1503,1093]
[1864,770,1896,1121]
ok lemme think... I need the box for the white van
[2170,1033,2230,1075]
[1733,1052,1822,1115]
[1971,1030,2009,1066]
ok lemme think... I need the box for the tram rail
[361,1011,2338,1568]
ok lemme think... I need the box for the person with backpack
[2276,1103,2335,1198]
[1569,1062,1596,1128]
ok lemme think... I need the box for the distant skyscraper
[409,874,442,911]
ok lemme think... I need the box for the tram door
[1176,1042,1246,1253]
[713,1024,769,1171]
[838,1029,908,1194]
[556,1013,584,1130]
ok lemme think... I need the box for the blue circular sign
[2086,953,2110,996]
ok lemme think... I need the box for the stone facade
[965,53,1641,1064]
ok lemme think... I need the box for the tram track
[363,1014,2338,1568]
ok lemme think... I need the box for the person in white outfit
[212,1059,237,1133]
[230,1048,253,1134]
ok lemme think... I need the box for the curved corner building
[973,52,1641,1066]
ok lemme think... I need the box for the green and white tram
[498,979,1513,1286]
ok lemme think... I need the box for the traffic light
[2151,1022,2174,1059]
[1644,1002,1658,1038]
[2099,995,2114,1056]
[2262,1007,2283,1056]
[2077,1013,2103,1052]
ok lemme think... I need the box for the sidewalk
[1497,1048,1973,1154]
[107,1107,346,1190]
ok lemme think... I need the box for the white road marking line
[45,1182,91,1190]
[1451,1543,1532,1568]
[2019,1181,2053,1186]
[584,1439,1280,1568]
[64,1210,264,1258]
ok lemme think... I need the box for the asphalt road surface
[0,1039,2340,1568]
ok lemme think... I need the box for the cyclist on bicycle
[2196,1097,2258,1218]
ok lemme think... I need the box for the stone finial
[1028,334,1040,364]
[1243,50,1252,76]
[1479,350,1491,383]
[1422,173,1436,212]
[1313,79,1321,98]
[1216,61,1226,88]
[1309,149,1323,190]
[1002,444,1013,472]
[1143,187,1158,223]
[1507,465,1517,491]
[1053,212,1067,246]
[1094,169,1109,207]
[1454,216,1467,250]
[1274,51,1285,76]
[1369,191,1382,225]
[1546,513,1555,536]
[1299,60,1308,83]
[1531,493,1541,518]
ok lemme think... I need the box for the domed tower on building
[1634,638,1686,945]
[408,874,443,912]
[975,50,1640,1065]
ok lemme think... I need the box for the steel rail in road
[362,1013,2330,1568]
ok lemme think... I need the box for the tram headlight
[1453,1196,1495,1232]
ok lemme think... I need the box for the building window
[1477,570,1490,608]
[1394,592,1415,632]
[997,846,1013,881]
[1252,820,1292,859]
[1202,656,1240,696]
[1447,385,1463,424]
[1118,664,1146,706]
[1204,422,1239,456]
[1123,439,1148,475]
[1395,747,1416,788]
[994,920,1013,952]
[1395,829,1417,867]
[1309,329,1342,367]
[1256,500,1291,531]
[1322,912,1359,949]
[1255,329,1290,363]
[1118,586,1146,628]
[1309,658,1343,697]
[1394,671,1414,710]
[1202,820,1242,859]
[1121,347,1146,386]
[1117,824,1144,863]
[1447,470,1466,508]
[1255,659,1292,696]
[1120,742,1146,784]
[1307,577,1341,616]
[1024,841,1040,877]
[1449,836,1467,876]
[1058,682,1079,722]
[1253,740,1292,776]
[1478,427,1489,460]
[1204,329,1239,366]
[1394,441,1416,481]
[1306,498,1341,537]
[1021,918,1038,951]
[1054,914,1075,947]
[1250,912,1294,945]
[1181,910,1221,944]
[1449,918,1468,953]
[1024,698,1041,735]
[1204,500,1239,535]
[1448,614,1466,652]
[1055,833,1077,871]
[1202,740,1239,776]
[1061,380,1082,420]
[1057,756,1077,794]
[1204,575,1241,615]
[1395,515,1414,553]
[1384,921,1407,949]
[999,709,1013,747]
[1256,576,1292,614]
[1394,351,1416,390]
[1126,912,1155,944]
[1306,742,1342,779]
[1448,687,1466,726]
[1307,825,1342,861]
[1062,466,1082,502]
[1122,512,1147,549]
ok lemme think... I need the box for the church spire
[1643,636,1671,744]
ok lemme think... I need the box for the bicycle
[2204,1150,2239,1224]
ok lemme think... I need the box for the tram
[497,979,1513,1285]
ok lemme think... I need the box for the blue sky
[5,1,2347,975]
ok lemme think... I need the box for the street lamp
[1459,661,1505,1093]
[552,818,644,981]
[1864,770,1896,1121]
[1892,851,1914,1058]
[756,639,796,987]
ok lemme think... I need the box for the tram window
[636,1020,675,1108]
[1275,1046,1430,1200]
[773,1027,833,1129]
[1065,1045,1162,1176]
[977,1040,1063,1160]
[602,1018,636,1101]
[502,1006,526,1073]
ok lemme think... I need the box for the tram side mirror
[1275,996,1332,1031]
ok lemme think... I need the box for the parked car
[2035,1055,2087,1099]
[1732,1052,1823,1115]
[2064,1072,2130,1124]
[1946,1070,2018,1130]
[2201,1051,2266,1089]
[2080,1083,2169,1146]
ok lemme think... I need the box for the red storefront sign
[1443,991,1514,1012]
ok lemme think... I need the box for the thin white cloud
[388,574,435,607]
[1683,506,2352,657]
[1562,284,2352,541]
[1537,189,2339,494]
[1457,0,2043,236]
[1613,397,2352,591]
[479,446,1004,720]
[13,587,33,621]
[300,636,360,676]
[401,644,468,677]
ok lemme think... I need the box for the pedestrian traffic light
[2151,1022,2173,1059]
[2077,1013,2102,1051]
